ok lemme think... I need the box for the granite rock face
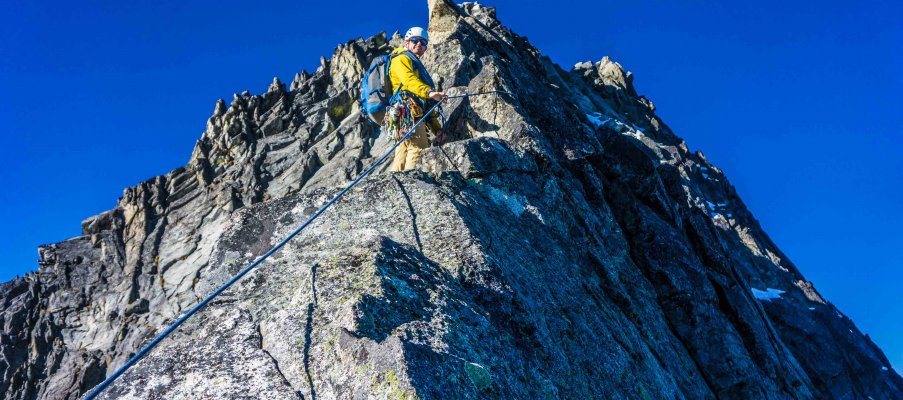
[2,1,901,399]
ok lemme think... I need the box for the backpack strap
[396,51,436,89]
[389,83,405,105]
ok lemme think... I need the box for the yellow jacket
[388,47,440,131]
[389,47,432,100]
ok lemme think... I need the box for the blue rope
[447,90,512,99]
[83,89,509,399]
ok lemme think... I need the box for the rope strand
[83,89,509,400]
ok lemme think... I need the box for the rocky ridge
[2,1,901,399]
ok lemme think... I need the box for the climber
[387,26,447,171]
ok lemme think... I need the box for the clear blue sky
[1,0,900,370]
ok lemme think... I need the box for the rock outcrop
[2,1,901,399]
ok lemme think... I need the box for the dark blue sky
[2,0,900,370]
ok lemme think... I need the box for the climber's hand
[428,91,447,102]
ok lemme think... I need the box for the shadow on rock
[443,95,501,142]
[350,237,449,343]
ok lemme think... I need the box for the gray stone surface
[2,1,901,399]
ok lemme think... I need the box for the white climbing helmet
[404,27,428,41]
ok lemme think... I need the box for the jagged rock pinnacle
[267,76,285,94]
[1,2,900,400]
[290,72,304,91]
[213,98,226,116]
[427,0,461,43]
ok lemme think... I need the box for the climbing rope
[433,90,512,141]
[446,89,512,99]
[83,89,510,400]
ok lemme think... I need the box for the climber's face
[405,37,428,56]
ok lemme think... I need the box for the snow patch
[585,113,609,128]
[882,367,889,371]
[705,201,731,223]
[752,288,785,301]
[591,115,647,138]
[808,307,816,310]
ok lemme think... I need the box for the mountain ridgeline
[2,1,900,399]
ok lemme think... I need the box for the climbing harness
[383,92,429,142]
[82,89,511,400]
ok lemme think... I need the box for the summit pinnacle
[2,1,900,399]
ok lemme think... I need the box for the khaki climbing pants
[389,123,431,171]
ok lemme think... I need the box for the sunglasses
[409,37,428,46]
